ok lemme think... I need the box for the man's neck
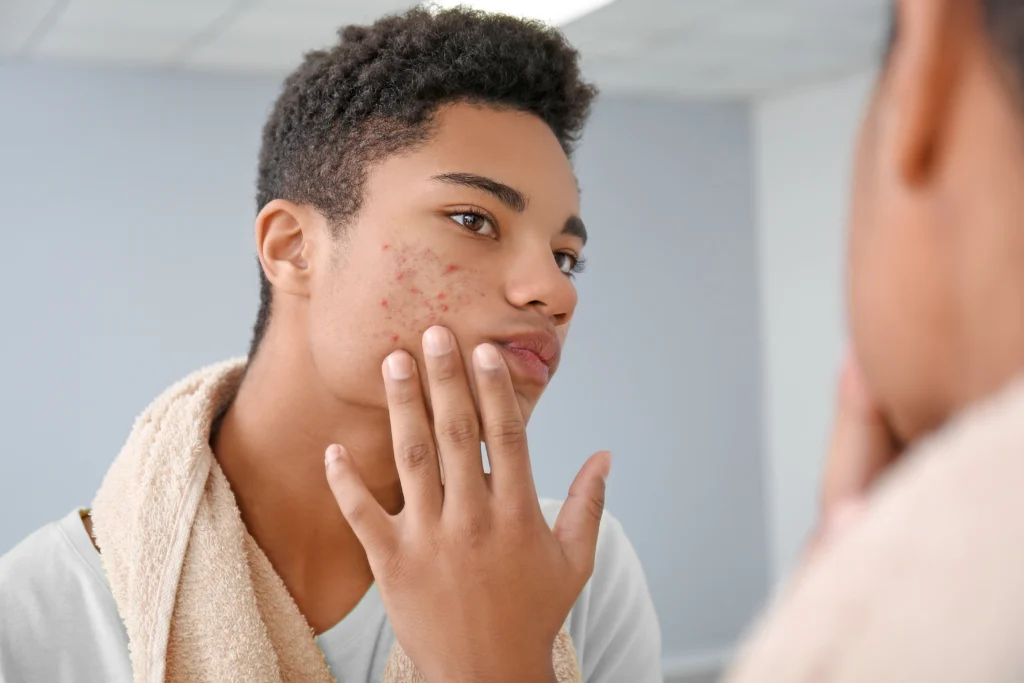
[211,339,402,634]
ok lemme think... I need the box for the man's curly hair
[248,6,597,358]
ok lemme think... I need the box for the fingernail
[325,444,345,467]
[474,343,502,370]
[386,351,413,380]
[601,451,613,482]
[423,326,452,357]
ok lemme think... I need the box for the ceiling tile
[0,0,63,55]
[183,0,416,71]
[8,0,893,99]
[31,0,240,63]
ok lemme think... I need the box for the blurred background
[0,0,887,680]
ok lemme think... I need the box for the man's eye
[449,212,496,237]
[555,252,586,276]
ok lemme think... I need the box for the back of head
[249,7,596,358]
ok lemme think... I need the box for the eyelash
[446,208,587,278]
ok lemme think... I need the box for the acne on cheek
[379,242,486,344]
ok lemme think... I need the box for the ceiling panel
[0,0,63,55]
[6,0,892,99]
[183,0,417,72]
[30,0,239,64]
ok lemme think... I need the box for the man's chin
[513,389,539,425]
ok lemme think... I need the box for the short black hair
[886,1,1024,99]
[248,6,597,359]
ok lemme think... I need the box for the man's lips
[494,331,560,385]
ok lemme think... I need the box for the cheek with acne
[378,242,489,343]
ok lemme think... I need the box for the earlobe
[255,199,315,298]
[887,0,973,186]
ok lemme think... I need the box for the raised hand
[813,350,900,550]
[325,325,611,683]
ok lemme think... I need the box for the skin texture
[821,0,1024,536]
[209,103,590,636]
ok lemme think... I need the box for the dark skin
[326,329,609,683]
[83,105,605,669]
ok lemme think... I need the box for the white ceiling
[0,0,889,99]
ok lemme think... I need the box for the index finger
[471,343,537,504]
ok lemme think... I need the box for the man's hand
[812,350,900,551]
[324,326,611,683]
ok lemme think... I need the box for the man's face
[846,12,1024,444]
[306,104,585,422]
[846,90,960,445]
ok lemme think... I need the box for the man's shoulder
[0,511,132,682]
[538,498,663,681]
[0,511,97,612]
[1,516,73,585]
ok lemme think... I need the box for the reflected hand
[812,349,900,551]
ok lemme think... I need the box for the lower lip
[498,344,551,385]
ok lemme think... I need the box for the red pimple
[396,272,404,281]
[444,264,459,274]
[380,299,388,307]
[440,304,449,312]
[382,243,390,251]
[437,292,447,300]
[391,334,399,343]
[410,288,421,295]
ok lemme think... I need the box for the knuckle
[428,354,460,383]
[589,489,602,520]
[499,500,535,527]
[388,381,421,406]
[569,486,605,525]
[399,440,433,470]
[378,549,410,585]
[438,415,478,445]
[586,490,606,523]
[454,513,491,546]
[487,418,527,449]
[343,499,371,526]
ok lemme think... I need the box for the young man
[0,8,661,682]
[724,0,1024,679]
[352,0,1024,680]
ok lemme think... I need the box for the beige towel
[91,359,581,683]
[726,375,1024,683]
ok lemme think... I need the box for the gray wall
[754,72,875,579]
[554,99,769,657]
[0,64,768,664]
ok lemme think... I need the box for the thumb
[553,451,611,576]
[325,444,395,560]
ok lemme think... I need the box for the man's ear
[255,199,316,298]
[885,0,976,186]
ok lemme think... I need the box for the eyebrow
[432,172,528,213]
[432,171,587,246]
[563,215,588,246]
